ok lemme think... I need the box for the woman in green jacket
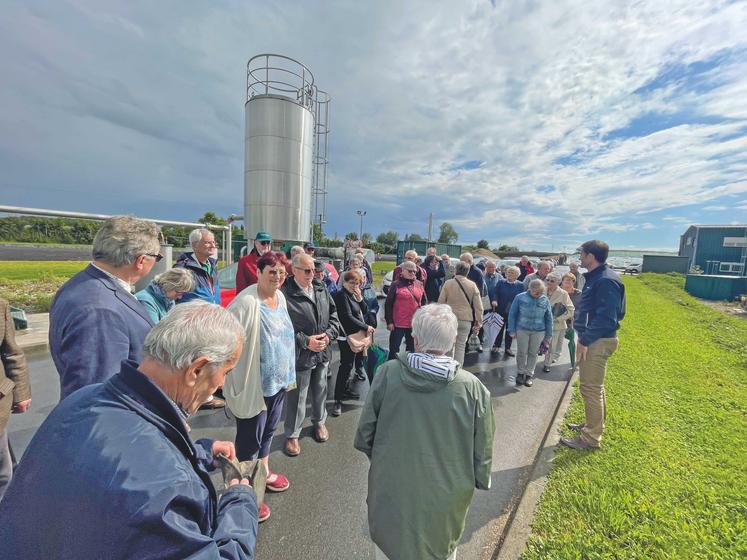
[355,304,495,560]
[135,268,195,323]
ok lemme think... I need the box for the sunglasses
[258,240,271,246]
[144,253,164,262]
[294,267,314,274]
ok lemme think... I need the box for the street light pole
[357,210,366,243]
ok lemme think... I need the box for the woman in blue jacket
[136,268,195,323]
[508,278,552,387]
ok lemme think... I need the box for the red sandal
[265,471,290,493]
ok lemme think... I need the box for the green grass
[523,273,747,559]
[372,260,395,289]
[0,261,88,312]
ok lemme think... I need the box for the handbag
[466,332,481,353]
[347,330,372,354]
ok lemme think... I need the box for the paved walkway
[9,315,574,559]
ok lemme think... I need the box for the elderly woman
[385,260,427,360]
[135,268,195,323]
[331,270,376,416]
[493,266,525,355]
[507,278,552,387]
[438,261,483,366]
[542,272,575,373]
[224,251,296,523]
[354,304,494,560]
[562,272,583,311]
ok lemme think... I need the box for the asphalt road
[0,243,92,260]
[7,322,574,560]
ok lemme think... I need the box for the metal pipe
[0,205,230,231]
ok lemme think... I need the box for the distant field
[371,261,395,289]
[523,273,747,559]
[0,261,87,312]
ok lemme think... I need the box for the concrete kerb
[15,313,50,354]
[492,368,579,560]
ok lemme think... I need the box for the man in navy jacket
[0,302,259,559]
[175,228,221,305]
[49,216,160,400]
[563,240,626,450]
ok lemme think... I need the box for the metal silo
[244,54,316,242]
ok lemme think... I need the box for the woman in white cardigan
[224,251,296,523]
[542,272,575,372]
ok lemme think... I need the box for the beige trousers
[452,320,472,366]
[579,337,619,447]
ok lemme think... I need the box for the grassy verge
[523,273,747,559]
[0,261,88,312]
[372,260,395,289]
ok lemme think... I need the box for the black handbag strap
[455,278,477,324]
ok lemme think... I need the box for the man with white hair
[569,261,585,291]
[523,260,553,289]
[50,216,161,400]
[1,302,259,559]
[460,252,487,298]
[392,250,427,283]
[175,228,221,305]
[441,254,456,280]
[355,304,495,560]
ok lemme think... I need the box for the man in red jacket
[235,231,273,293]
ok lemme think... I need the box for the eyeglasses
[402,268,416,273]
[144,253,164,262]
[294,267,314,274]
[258,240,271,246]
[546,279,559,283]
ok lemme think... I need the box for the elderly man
[236,231,273,293]
[282,253,341,456]
[562,240,625,450]
[0,298,31,501]
[523,260,552,289]
[385,260,427,360]
[392,250,427,283]
[50,216,159,400]
[175,228,221,305]
[569,261,586,291]
[303,241,316,256]
[315,259,338,295]
[0,302,259,559]
[517,255,534,281]
[355,304,495,560]
[460,252,487,298]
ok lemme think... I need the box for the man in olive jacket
[282,254,341,456]
[0,298,31,501]
[355,304,495,560]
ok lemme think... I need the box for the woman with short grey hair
[136,268,196,324]
[542,272,574,373]
[438,261,483,366]
[507,278,552,387]
[355,303,495,560]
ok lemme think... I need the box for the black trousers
[496,311,513,350]
[335,340,364,401]
[388,327,414,360]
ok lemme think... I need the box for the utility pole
[357,210,366,242]
[428,212,433,242]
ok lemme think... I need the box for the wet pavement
[7,321,574,560]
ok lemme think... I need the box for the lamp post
[356,210,366,243]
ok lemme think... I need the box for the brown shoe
[314,424,329,443]
[284,438,300,457]
[560,436,599,450]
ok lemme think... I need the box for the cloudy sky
[1,1,746,251]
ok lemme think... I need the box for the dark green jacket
[354,353,495,559]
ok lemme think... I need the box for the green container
[685,274,747,301]
[10,306,28,330]
[396,241,462,264]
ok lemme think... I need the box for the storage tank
[244,54,316,242]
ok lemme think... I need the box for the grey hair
[189,228,212,247]
[92,216,161,267]
[455,261,470,276]
[441,254,450,259]
[400,260,417,271]
[290,245,304,256]
[528,278,546,293]
[412,304,458,354]
[355,269,367,283]
[538,260,553,271]
[459,252,473,264]
[507,266,521,276]
[351,255,363,265]
[292,253,314,268]
[546,271,562,283]
[154,268,196,293]
[143,301,245,371]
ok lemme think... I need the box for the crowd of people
[0,215,626,560]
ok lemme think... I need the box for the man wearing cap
[314,260,338,295]
[236,232,273,293]
[303,242,316,257]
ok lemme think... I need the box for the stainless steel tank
[244,55,316,242]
